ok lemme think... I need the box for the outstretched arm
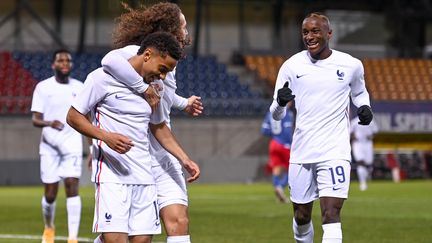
[149,122,200,182]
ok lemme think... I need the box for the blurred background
[0,0,431,185]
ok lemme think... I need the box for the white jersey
[101,45,188,161]
[72,68,166,184]
[31,76,84,155]
[350,117,378,164]
[272,50,371,164]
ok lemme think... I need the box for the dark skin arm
[149,122,200,182]
[32,112,64,130]
[85,113,93,170]
[66,107,133,154]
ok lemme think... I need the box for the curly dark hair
[137,32,182,61]
[112,2,191,49]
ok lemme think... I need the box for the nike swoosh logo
[296,74,307,78]
[155,221,161,226]
[332,186,342,191]
[115,94,127,99]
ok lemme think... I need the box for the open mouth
[306,41,319,49]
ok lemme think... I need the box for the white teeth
[308,42,318,48]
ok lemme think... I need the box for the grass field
[0,180,431,243]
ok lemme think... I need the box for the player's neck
[55,75,69,84]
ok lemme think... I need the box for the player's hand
[277,82,295,107]
[357,105,373,125]
[103,132,134,154]
[142,84,161,112]
[184,95,203,116]
[50,120,65,131]
[181,158,200,183]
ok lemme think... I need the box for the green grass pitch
[0,180,431,242]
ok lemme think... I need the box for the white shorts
[152,151,188,209]
[93,182,161,235]
[289,160,351,204]
[40,154,82,184]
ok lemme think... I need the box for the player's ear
[143,48,152,62]
[327,29,333,39]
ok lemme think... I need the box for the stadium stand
[174,55,268,116]
[0,51,35,114]
[1,51,268,116]
[362,58,432,101]
[244,55,285,88]
[244,54,432,103]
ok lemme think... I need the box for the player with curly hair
[93,2,203,243]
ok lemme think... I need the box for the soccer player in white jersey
[270,12,374,243]
[351,117,379,191]
[31,49,84,243]
[66,32,200,243]
[91,3,203,243]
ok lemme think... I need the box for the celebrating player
[270,12,373,243]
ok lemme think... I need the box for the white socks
[167,235,191,243]
[41,196,56,228]
[66,196,82,240]
[357,166,368,191]
[293,218,314,243]
[322,223,342,243]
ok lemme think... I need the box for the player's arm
[102,47,160,111]
[30,86,64,130]
[351,61,373,125]
[270,63,295,120]
[66,72,133,154]
[31,112,64,131]
[173,94,203,116]
[85,113,93,170]
[149,122,200,182]
[67,107,133,154]
[102,47,148,92]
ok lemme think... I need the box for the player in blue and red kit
[261,108,293,203]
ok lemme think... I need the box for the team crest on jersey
[336,70,344,80]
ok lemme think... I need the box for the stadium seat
[363,58,432,102]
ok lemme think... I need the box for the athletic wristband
[89,145,93,154]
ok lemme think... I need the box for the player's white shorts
[352,143,374,165]
[40,154,82,184]
[289,160,351,204]
[93,182,161,235]
[152,151,188,209]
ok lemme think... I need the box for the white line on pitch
[0,234,93,242]
[0,234,164,242]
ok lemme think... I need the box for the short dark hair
[304,12,331,28]
[52,49,71,62]
[137,32,182,60]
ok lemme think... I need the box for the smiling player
[270,12,373,243]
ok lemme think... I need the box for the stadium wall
[0,116,268,185]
